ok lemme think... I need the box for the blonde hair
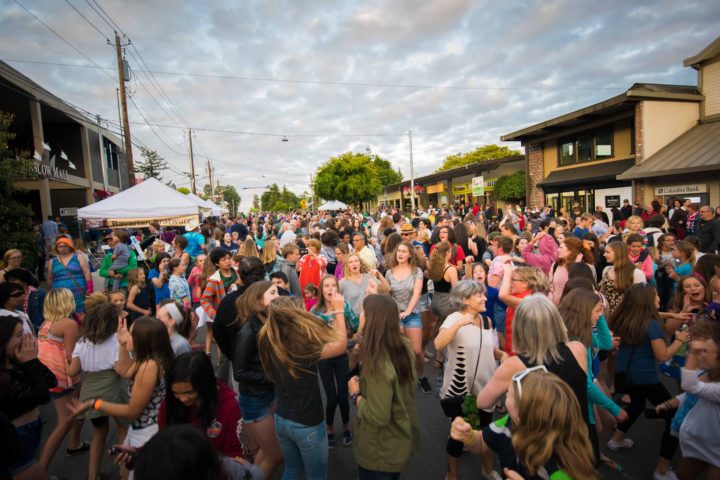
[513,266,551,295]
[0,249,22,269]
[416,229,430,243]
[512,294,568,365]
[84,292,109,312]
[44,288,76,322]
[258,297,337,380]
[238,238,259,258]
[261,239,277,265]
[342,253,369,277]
[127,268,146,288]
[511,371,596,479]
[625,215,644,233]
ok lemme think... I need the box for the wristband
[94,399,103,411]
[463,429,476,446]
[350,392,360,405]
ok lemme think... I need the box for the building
[0,61,129,231]
[617,36,720,206]
[375,155,525,210]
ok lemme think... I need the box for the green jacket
[99,251,138,288]
[353,346,420,473]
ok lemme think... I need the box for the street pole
[208,160,214,200]
[114,33,134,185]
[96,115,108,191]
[408,130,415,213]
[188,129,196,194]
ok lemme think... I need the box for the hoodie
[276,257,301,297]
[159,381,244,458]
[521,234,558,275]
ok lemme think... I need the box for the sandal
[66,441,90,456]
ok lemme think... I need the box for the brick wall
[634,102,643,164]
[527,142,544,207]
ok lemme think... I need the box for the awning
[537,159,635,188]
[618,121,720,180]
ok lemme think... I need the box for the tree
[134,146,168,180]
[0,112,39,272]
[203,184,241,217]
[261,184,300,212]
[494,171,526,203]
[434,144,522,173]
[177,187,191,195]
[313,152,383,205]
[371,156,403,186]
[252,195,260,211]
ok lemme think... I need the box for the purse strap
[468,316,486,390]
[58,255,84,291]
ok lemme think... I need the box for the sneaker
[653,469,679,480]
[606,438,634,451]
[66,441,90,456]
[481,469,503,480]
[327,433,336,449]
[418,377,432,394]
[342,430,353,447]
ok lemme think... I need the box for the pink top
[550,264,568,305]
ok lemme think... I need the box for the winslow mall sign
[33,158,69,181]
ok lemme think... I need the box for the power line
[126,94,187,157]
[63,0,111,42]
[12,1,115,82]
[0,59,626,92]
[87,0,124,33]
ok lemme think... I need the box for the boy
[626,233,654,282]
[278,243,302,297]
[107,229,130,291]
[269,271,293,297]
[573,213,594,239]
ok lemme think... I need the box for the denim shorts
[10,417,43,474]
[239,390,275,424]
[417,293,430,313]
[400,312,422,329]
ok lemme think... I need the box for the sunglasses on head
[511,365,548,398]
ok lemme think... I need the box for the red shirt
[504,289,532,355]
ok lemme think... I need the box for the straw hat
[185,219,200,232]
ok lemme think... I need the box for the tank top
[129,373,166,430]
[433,266,453,293]
[518,342,589,427]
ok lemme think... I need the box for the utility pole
[188,129,196,194]
[408,130,416,213]
[207,160,214,200]
[114,33,134,185]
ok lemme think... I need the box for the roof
[684,36,720,69]
[385,155,525,191]
[617,120,720,180]
[501,83,701,143]
[0,61,123,147]
[537,158,635,188]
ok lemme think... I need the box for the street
[43,326,675,480]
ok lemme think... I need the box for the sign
[59,207,78,216]
[655,184,707,196]
[485,177,497,192]
[103,214,199,229]
[427,183,444,194]
[452,183,470,195]
[605,195,621,208]
[471,176,485,196]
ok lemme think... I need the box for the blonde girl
[127,268,152,321]
[238,238,260,259]
[451,370,596,480]
[38,288,84,471]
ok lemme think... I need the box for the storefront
[426,182,447,207]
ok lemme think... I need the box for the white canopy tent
[185,193,217,218]
[318,200,348,211]
[77,177,202,228]
[205,199,228,216]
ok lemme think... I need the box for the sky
[1,0,718,210]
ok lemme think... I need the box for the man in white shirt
[279,222,297,248]
[353,231,377,270]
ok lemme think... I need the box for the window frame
[557,126,614,167]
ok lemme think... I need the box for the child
[279,243,302,297]
[168,258,191,308]
[667,240,695,287]
[127,268,152,323]
[108,290,127,311]
[148,253,171,311]
[107,230,130,292]
[269,271,292,296]
[303,283,318,311]
[187,254,206,309]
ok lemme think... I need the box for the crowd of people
[1,196,719,480]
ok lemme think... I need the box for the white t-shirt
[601,266,646,285]
[439,312,497,412]
[72,334,119,372]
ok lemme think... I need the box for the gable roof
[684,36,720,69]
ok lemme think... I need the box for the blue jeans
[274,414,327,480]
[358,466,401,480]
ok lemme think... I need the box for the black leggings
[318,354,350,426]
[616,381,678,461]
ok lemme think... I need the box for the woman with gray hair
[434,279,508,480]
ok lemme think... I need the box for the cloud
[1,0,717,210]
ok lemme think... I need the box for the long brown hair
[428,241,451,282]
[258,297,337,380]
[130,316,174,378]
[81,303,121,344]
[558,289,599,347]
[670,274,710,313]
[558,237,593,267]
[313,274,338,313]
[385,240,419,271]
[606,242,635,292]
[359,295,414,384]
[511,371,596,479]
[609,284,658,345]
[235,281,272,326]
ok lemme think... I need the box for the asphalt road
[43,328,677,480]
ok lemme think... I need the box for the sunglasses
[511,365,547,398]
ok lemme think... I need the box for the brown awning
[617,121,720,180]
[537,159,635,188]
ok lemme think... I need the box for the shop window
[558,127,614,166]
[104,140,118,171]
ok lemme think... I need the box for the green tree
[435,144,522,173]
[252,194,260,211]
[261,184,300,212]
[494,171,526,203]
[0,112,39,272]
[371,156,403,186]
[176,187,191,195]
[134,147,168,180]
[313,152,383,205]
[203,184,241,217]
